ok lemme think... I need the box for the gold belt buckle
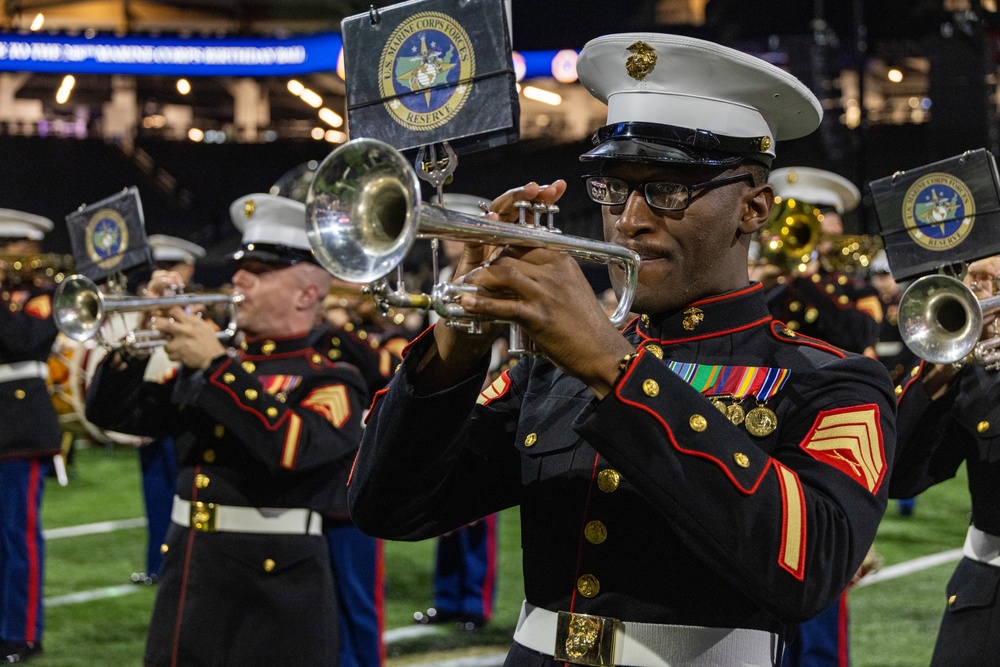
[553,610,619,667]
[190,501,217,532]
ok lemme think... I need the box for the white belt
[963,525,1000,567]
[513,601,780,667]
[171,496,322,536]
[0,361,48,383]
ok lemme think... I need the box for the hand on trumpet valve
[153,306,226,371]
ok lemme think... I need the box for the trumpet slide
[53,274,242,354]
[305,138,640,356]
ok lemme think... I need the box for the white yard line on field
[44,517,147,539]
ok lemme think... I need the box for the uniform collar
[240,331,314,357]
[634,282,772,343]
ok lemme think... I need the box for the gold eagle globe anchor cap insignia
[625,41,656,80]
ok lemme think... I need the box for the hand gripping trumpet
[53,274,242,355]
[305,138,641,357]
[897,273,1000,368]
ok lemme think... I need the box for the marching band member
[0,209,59,664]
[348,33,895,666]
[86,194,369,666]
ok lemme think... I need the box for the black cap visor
[580,122,773,168]
[229,243,319,267]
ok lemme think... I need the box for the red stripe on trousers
[23,460,41,644]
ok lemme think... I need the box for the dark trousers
[139,436,177,575]
[433,514,498,620]
[326,522,384,667]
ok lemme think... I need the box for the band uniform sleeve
[576,350,895,621]
[348,333,522,540]
[181,352,368,474]
[0,290,57,359]
[85,353,177,437]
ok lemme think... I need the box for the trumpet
[53,274,242,354]
[305,138,640,357]
[897,274,1000,367]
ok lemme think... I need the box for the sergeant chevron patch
[478,370,511,405]
[302,385,351,428]
[799,405,885,494]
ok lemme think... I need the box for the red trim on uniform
[400,325,435,358]
[481,513,498,621]
[23,460,41,643]
[768,321,847,358]
[837,590,849,667]
[774,461,807,581]
[690,282,763,306]
[896,360,925,404]
[479,369,513,406]
[364,387,390,426]
[208,358,304,432]
[636,315,773,344]
[614,349,774,494]
[375,539,387,664]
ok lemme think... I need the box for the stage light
[177,79,191,95]
[318,107,343,127]
[287,80,305,96]
[522,86,561,106]
[551,50,578,83]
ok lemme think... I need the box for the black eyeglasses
[584,172,755,212]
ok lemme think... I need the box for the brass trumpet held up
[304,138,641,357]
[53,274,242,355]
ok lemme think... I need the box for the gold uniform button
[261,341,276,355]
[597,469,621,493]
[14,389,25,400]
[203,449,216,463]
[195,474,210,489]
[689,414,707,432]
[312,354,322,364]
[328,349,342,360]
[894,386,903,396]
[837,276,848,286]
[223,373,236,384]
[837,295,849,305]
[734,453,750,468]
[646,344,663,359]
[786,321,800,331]
[331,337,341,347]
[804,307,819,323]
[811,274,822,283]
[640,314,650,327]
[788,301,802,313]
[825,284,836,294]
[524,433,537,447]
[584,520,608,545]
[245,388,258,400]
[358,330,368,340]
[910,366,920,377]
[948,594,957,605]
[577,574,600,598]
[160,544,169,554]
[344,322,355,332]
[642,379,659,397]
[263,559,276,573]
[267,407,279,418]
[978,421,990,433]
[241,361,256,373]
[214,424,225,438]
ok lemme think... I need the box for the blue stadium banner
[0,31,343,76]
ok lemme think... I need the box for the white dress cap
[0,208,54,241]
[576,33,822,166]
[229,193,317,265]
[768,167,861,214]
[148,234,206,264]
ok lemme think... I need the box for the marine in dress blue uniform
[131,234,207,587]
[86,194,369,667]
[0,210,59,664]
[348,33,896,667]
[891,255,1000,666]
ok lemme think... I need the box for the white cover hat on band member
[768,167,861,214]
[0,209,54,241]
[229,193,318,266]
[148,234,206,265]
[576,33,823,167]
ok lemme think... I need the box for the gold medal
[710,397,728,415]
[745,405,778,437]
[726,402,745,425]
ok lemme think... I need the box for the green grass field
[30,443,971,666]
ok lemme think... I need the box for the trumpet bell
[897,274,983,364]
[306,141,419,283]
[54,274,105,343]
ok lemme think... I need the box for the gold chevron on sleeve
[800,406,885,494]
[774,461,806,579]
[477,372,510,405]
[854,295,883,323]
[302,385,351,428]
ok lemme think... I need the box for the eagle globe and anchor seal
[84,207,129,270]
[378,11,476,132]
[902,172,976,252]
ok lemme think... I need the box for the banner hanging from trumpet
[868,148,1000,281]
[340,0,519,155]
[64,187,152,283]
